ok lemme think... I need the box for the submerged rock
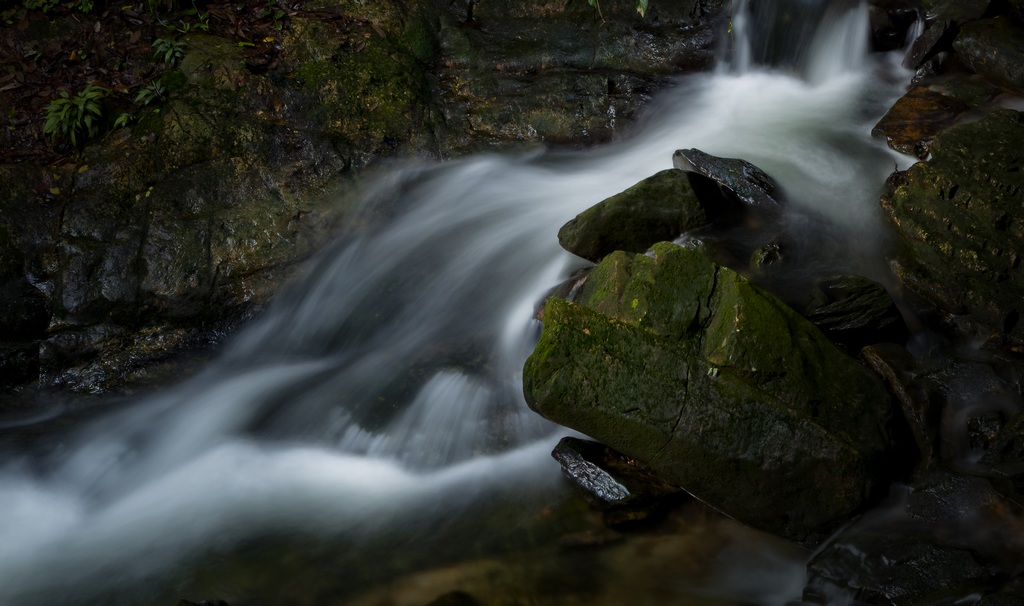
[672,148,783,209]
[524,241,896,542]
[557,169,709,262]
[880,109,1024,351]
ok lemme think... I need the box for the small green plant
[134,80,166,106]
[152,37,186,66]
[43,84,107,146]
[113,112,133,129]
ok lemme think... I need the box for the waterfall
[0,1,912,603]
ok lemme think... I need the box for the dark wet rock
[880,109,1024,351]
[970,409,1010,451]
[981,411,1024,503]
[557,169,709,262]
[904,21,956,70]
[920,0,991,23]
[748,238,787,275]
[871,85,972,157]
[954,17,1024,92]
[524,241,896,542]
[806,470,1024,605]
[424,591,482,606]
[870,4,921,52]
[176,600,229,606]
[804,531,995,605]
[434,0,726,152]
[803,275,908,352]
[903,0,991,70]
[0,278,50,341]
[979,592,1024,606]
[672,148,782,210]
[552,436,686,529]
[0,342,40,389]
[861,343,939,464]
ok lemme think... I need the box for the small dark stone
[672,148,783,210]
[803,275,908,352]
[551,436,685,528]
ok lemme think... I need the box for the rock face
[557,169,709,262]
[880,109,1024,351]
[434,0,727,152]
[524,241,895,542]
[0,0,730,395]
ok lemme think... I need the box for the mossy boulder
[524,241,896,542]
[557,169,709,262]
[880,109,1024,350]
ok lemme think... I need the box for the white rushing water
[0,1,914,603]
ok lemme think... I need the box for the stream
[0,1,921,604]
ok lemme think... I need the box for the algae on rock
[524,242,896,542]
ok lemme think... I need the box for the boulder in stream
[557,169,710,262]
[524,241,896,542]
[880,109,1024,351]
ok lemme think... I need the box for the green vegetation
[43,84,107,146]
[152,37,186,66]
[135,80,167,106]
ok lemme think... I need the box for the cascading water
[0,1,915,603]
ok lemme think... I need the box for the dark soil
[0,0,367,164]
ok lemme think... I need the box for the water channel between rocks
[0,1,927,604]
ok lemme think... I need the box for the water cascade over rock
[3,0,1024,604]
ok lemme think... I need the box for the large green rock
[557,169,709,262]
[524,242,895,542]
[880,109,1024,350]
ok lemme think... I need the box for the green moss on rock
[525,242,895,542]
[881,109,1024,349]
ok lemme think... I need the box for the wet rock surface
[871,84,973,157]
[524,241,896,542]
[803,274,908,352]
[672,148,783,210]
[556,169,709,262]
[551,436,686,529]
[955,17,1024,92]
[805,470,1024,605]
[880,109,1024,351]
